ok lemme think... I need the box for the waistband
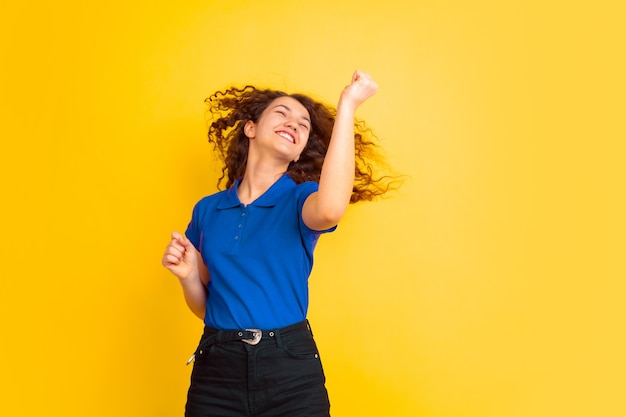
[203,320,311,344]
[187,320,311,365]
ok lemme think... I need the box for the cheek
[301,131,310,146]
[299,136,310,151]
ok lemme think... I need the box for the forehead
[266,96,310,119]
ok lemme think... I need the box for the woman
[162,70,392,416]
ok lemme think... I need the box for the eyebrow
[272,104,311,124]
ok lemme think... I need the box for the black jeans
[185,321,331,417]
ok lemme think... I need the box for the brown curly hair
[205,86,397,203]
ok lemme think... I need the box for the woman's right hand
[162,231,198,280]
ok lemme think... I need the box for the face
[244,96,311,163]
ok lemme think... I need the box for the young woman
[162,70,392,416]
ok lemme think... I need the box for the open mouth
[276,131,295,144]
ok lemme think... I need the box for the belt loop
[273,328,283,348]
[306,319,313,337]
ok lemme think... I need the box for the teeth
[277,131,295,143]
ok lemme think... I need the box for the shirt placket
[229,205,248,254]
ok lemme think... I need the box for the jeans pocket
[283,336,320,360]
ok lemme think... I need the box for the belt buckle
[242,329,262,345]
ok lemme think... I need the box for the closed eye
[271,103,310,130]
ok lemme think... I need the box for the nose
[285,118,298,131]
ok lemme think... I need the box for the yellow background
[1,1,624,416]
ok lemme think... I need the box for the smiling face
[244,96,311,164]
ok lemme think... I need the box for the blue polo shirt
[185,174,336,330]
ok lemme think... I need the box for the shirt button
[241,213,246,217]
[235,236,239,240]
[238,224,242,228]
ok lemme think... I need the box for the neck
[237,160,288,205]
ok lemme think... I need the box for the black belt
[187,320,310,365]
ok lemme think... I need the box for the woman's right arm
[162,231,210,320]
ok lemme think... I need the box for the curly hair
[205,86,397,203]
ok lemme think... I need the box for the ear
[244,120,255,139]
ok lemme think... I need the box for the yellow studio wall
[1,1,625,416]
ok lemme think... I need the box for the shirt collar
[216,174,295,209]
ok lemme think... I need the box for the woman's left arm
[302,70,378,231]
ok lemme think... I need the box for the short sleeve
[185,201,202,251]
[296,181,338,234]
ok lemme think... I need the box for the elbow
[194,309,205,321]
